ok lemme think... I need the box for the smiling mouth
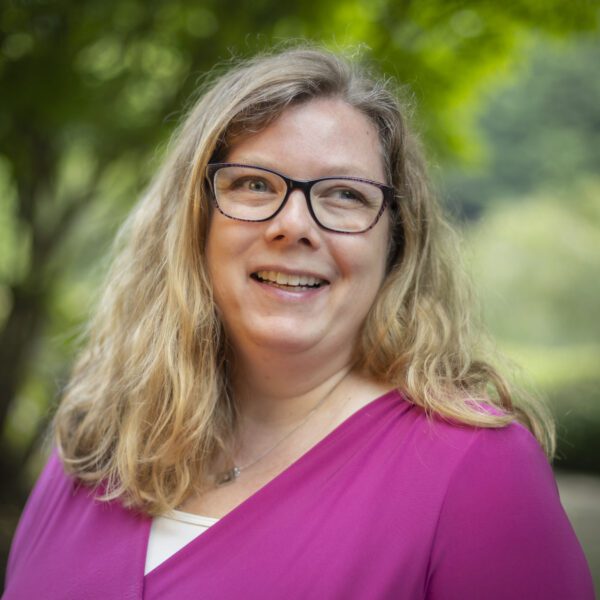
[251,270,329,290]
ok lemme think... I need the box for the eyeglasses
[206,163,395,234]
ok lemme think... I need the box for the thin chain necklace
[215,374,348,486]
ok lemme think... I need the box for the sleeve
[5,449,68,585]
[425,423,595,600]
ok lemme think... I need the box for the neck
[212,342,391,487]
[231,348,356,429]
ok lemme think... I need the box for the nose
[263,188,321,248]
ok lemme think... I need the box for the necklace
[215,374,348,486]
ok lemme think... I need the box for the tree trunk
[0,284,46,437]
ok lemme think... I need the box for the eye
[246,178,269,192]
[324,186,368,204]
[229,176,276,194]
[337,188,364,202]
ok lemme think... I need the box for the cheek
[205,219,232,304]
[205,217,255,309]
[205,215,238,275]
[336,235,389,295]
[356,230,391,307]
[364,223,391,282]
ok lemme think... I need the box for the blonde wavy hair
[55,46,554,515]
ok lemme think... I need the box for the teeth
[255,271,324,287]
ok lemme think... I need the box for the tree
[0,0,597,480]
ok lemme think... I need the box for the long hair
[55,46,554,515]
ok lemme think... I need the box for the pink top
[3,391,594,599]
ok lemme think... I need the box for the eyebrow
[226,156,382,181]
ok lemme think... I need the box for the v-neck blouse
[4,391,594,599]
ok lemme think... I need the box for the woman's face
[206,98,390,363]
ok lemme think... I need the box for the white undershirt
[145,510,219,575]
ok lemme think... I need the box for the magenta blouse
[3,391,594,599]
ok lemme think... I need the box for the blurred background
[1,0,599,591]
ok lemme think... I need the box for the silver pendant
[215,466,241,486]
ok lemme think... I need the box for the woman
[4,47,593,599]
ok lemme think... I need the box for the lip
[248,266,331,301]
[251,277,328,301]
[249,266,331,285]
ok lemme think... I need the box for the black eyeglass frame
[206,162,396,234]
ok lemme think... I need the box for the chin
[253,332,321,355]
[233,320,327,356]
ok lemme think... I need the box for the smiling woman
[206,98,390,364]
[3,47,594,599]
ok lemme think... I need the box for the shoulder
[447,417,553,488]
[5,450,150,599]
[11,448,76,528]
[375,391,547,486]
[357,392,560,522]
[367,394,593,598]
[435,419,559,526]
[6,449,81,580]
[423,419,594,599]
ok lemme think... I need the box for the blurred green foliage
[454,37,600,473]
[469,182,600,346]
[467,185,600,470]
[2,0,596,471]
[445,36,600,217]
[1,0,599,582]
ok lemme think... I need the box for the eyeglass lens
[212,165,384,233]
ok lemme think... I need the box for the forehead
[224,98,387,183]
